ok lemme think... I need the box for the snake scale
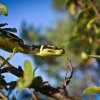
[0,29,65,57]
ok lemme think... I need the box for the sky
[0,0,65,84]
[0,0,60,33]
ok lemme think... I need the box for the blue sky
[0,0,59,34]
[0,0,66,84]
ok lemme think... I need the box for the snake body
[0,29,64,57]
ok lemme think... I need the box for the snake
[0,29,65,57]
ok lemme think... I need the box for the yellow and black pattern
[0,29,65,57]
[0,29,24,52]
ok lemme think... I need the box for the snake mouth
[55,48,65,56]
[38,45,65,56]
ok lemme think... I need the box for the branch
[0,92,8,100]
[0,56,79,100]
[0,56,12,68]
[88,0,100,19]
[61,58,73,89]
[0,56,23,77]
[76,0,100,18]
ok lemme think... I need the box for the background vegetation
[0,0,100,100]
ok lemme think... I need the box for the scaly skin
[0,29,65,57]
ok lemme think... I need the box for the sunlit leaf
[0,4,8,16]
[83,86,100,94]
[24,60,33,82]
[81,52,88,59]
[17,60,34,91]
[68,3,77,15]
[17,78,24,91]
[86,18,95,30]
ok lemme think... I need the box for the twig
[0,56,12,68]
[0,56,23,77]
[62,58,73,89]
[88,0,100,19]
[76,0,85,9]
[27,89,37,100]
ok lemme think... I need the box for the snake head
[34,45,65,57]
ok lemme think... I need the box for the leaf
[0,23,8,27]
[78,10,87,23]
[2,28,17,33]
[83,86,100,94]
[81,52,88,59]
[78,7,92,23]
[86,18,95,30]
[32,76,43,88]
[0,4,8,16]
[68,3,77,15]
[0,75,7,90]
[24,60,33,83]
[17,60,34,91]
[17,78,24,91]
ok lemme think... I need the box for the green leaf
[0,4,8,16]
[81,52,88,59]
[83,86,100,94]
[24,60,33,82]
[0,75,7,90]
[68,3,77,15]
[0,23,8,27]
[17,78,24,91]
[0,47,19,67]
[2,28,17,33]
[86,18,95,30]
[17,60,34,91]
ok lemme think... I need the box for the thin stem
[0,92,8,100]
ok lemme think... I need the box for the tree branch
[0,56,79,100]
[88,0,100,19]
[0,92,8,100]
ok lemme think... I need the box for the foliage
[83,86,100,94]
[0,3,8,16]
[20,0,100,99]
[0,75,7,90]
[0,0,100,99]
[0,4,51,99]
[17,60,34,91]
